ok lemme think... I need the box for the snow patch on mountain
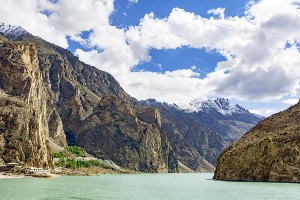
[0,22,32,39]
[186,98,249,115]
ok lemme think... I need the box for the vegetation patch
[52,146,113,170]
[64,146,85,157]
[55,158,113,170]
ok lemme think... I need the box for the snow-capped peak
[0,22,32,39]
[186,98,248,115]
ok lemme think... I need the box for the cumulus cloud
[47,0,114,35]
[282,98,299,105]
[121,0,300,103]
[165,69,200,78]
[207,8,225,19]
[250,109,277,117]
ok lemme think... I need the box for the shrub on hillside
[64,146,85,157]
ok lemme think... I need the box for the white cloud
[165,69,200,78]
[191,65,197,70]
[250,109,277,117]
[282,98,299,105]
[124,72,206,104]
[47,0,114,35]
[122,0,300,103]
[207,8,225,19]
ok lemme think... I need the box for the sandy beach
[0,172,26,179]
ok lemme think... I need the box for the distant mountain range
[141,98,265,144]
[0,22,264,173]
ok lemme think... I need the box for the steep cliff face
[0,39,53,167]
[75,96,177,172]
[214,100,300,182]
[162,123,215,172]
[140,99,224,171]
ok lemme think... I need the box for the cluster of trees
[52,146,86,159]
[52,146,112,169]
[55,158,112,169]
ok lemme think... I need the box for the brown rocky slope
[214,100,300,182]
[0,34,179,172]
[140,99,224,171]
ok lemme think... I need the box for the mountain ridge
[141,98,264,144]
[186,98,253,116]
[214,100,300,182]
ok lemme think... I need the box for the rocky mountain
[214,100,300,182]
[186,98,265,143]
[187,98,249,115]
[0,23,179,172]
[142,98,264,146]
[140,99,225,170]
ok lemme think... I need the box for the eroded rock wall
[214,100,300,182]
[0,40,53,167]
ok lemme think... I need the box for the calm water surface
[0,173,299,200]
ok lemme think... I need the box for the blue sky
[111,0,248,26]
[68,0,248,78]
[0,0,299,116]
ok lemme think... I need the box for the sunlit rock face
[214,100,300,182]
[0,39,53,168]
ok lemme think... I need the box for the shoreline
[0,166,138,179]
[0,172,26,179]
[0,172,61,179]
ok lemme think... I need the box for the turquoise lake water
[0,173,299,200]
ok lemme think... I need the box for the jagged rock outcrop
[187,98,265,143]
[140,99,224,171]
[0,39,53,168]
[214,100,300,182]
[75,96,177,172]
[162,123,215,172]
